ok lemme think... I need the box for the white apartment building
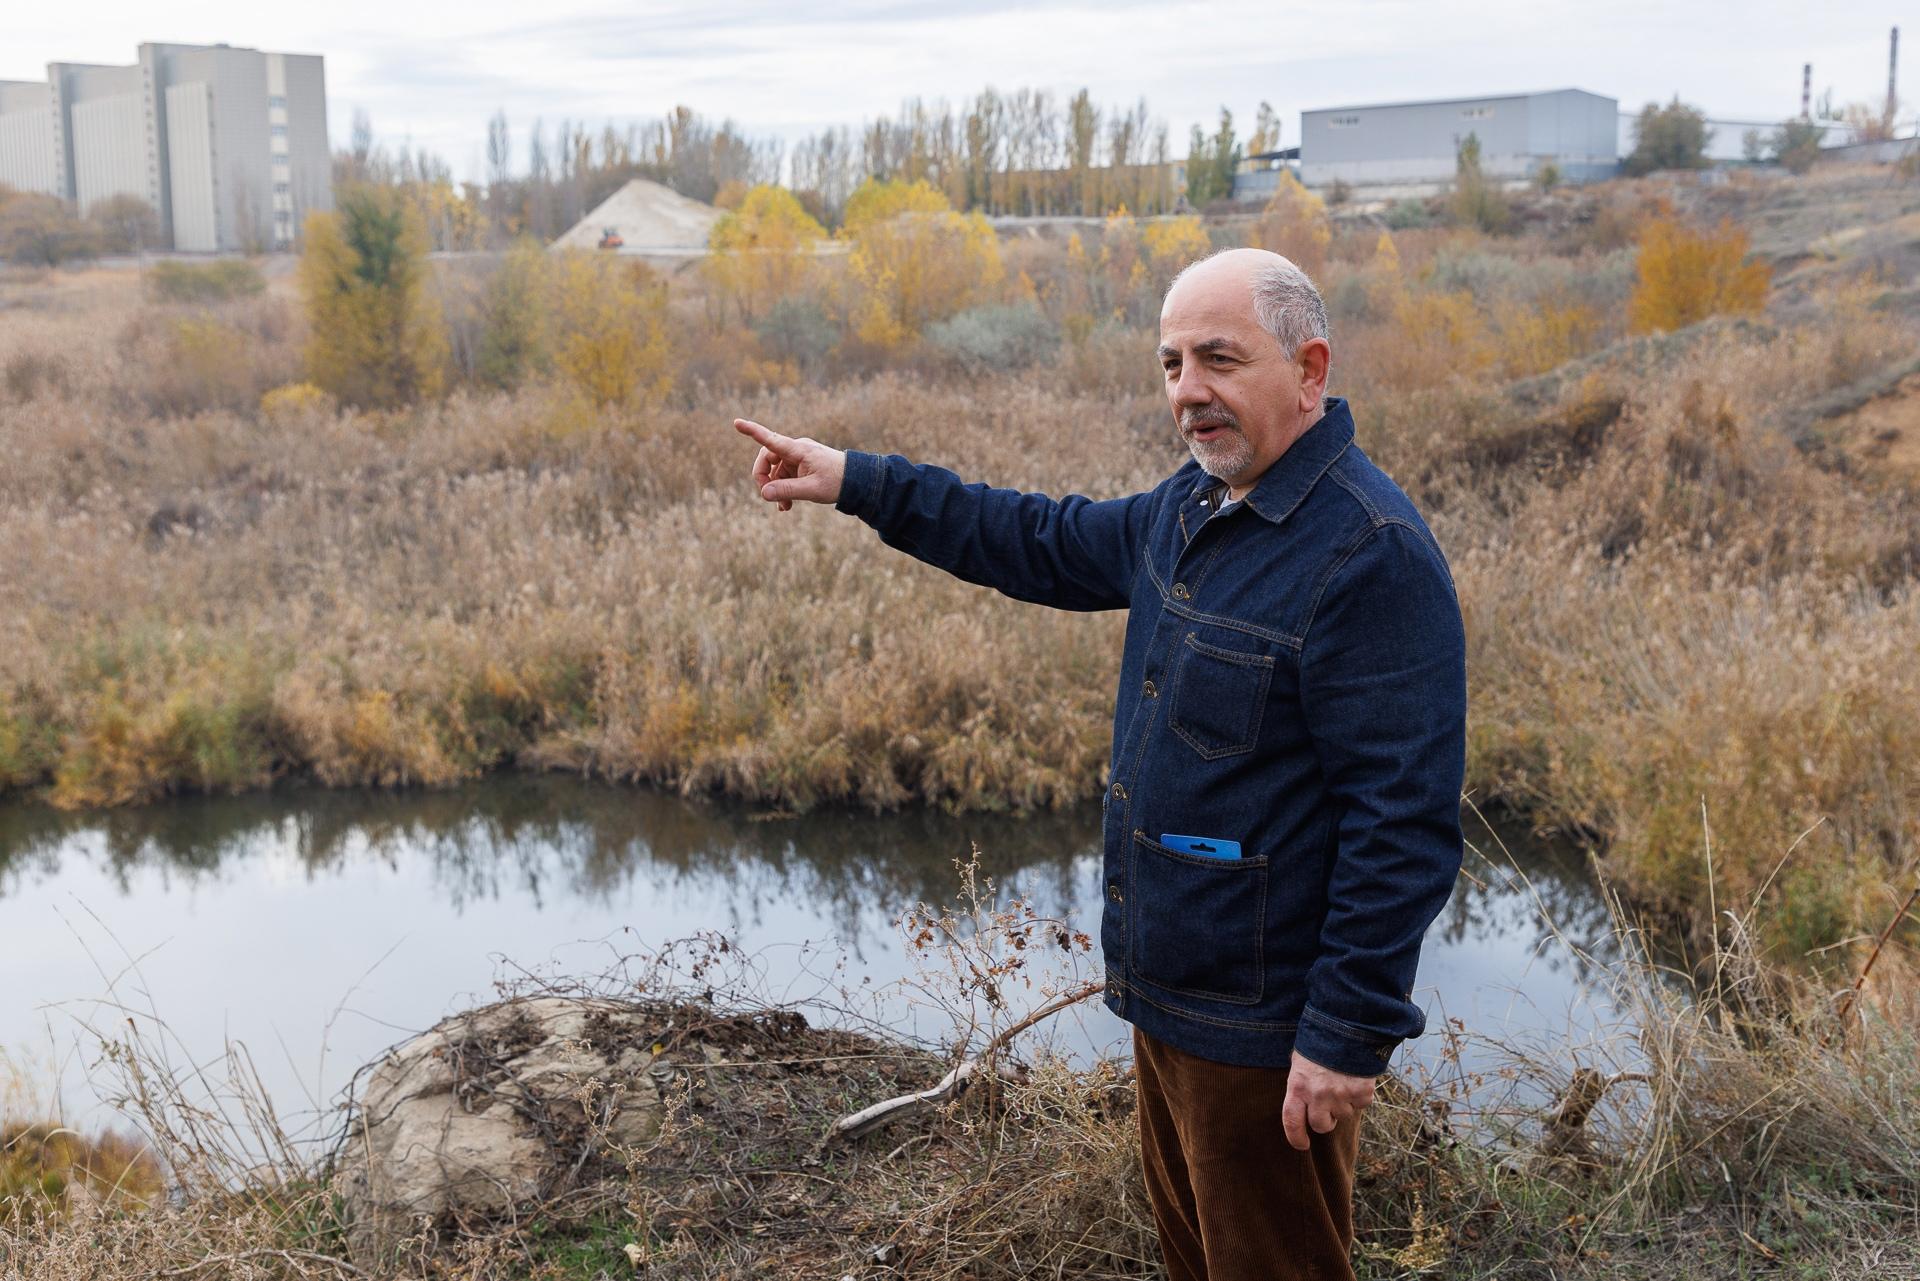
[0,41,330,252]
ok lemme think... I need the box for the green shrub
[924,301,1060,375]
[1624,99,1712,175]
[1770,119,1824,175]
[1449,133,1510,233]
[752,296,837,375]
[146,258,267,304]
[1384,198,1432,230]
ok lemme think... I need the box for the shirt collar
[1188,397,1355,526]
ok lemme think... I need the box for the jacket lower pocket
[1129,829,1267,1005]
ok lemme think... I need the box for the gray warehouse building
[0,41,331,252]
[1300,89,1617,192]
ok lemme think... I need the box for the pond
[0,776,1629,1131]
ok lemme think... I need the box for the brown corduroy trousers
[1134,1028,1360,1281]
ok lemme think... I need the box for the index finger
[734,418,794,454]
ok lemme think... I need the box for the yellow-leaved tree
[549,252,673,407]
[704,184,827,324]
[299,185,447,408]
[841,179,1002,348]
[1252,170,1331,276]
[1140,215,1212,292]
[1091,208,1155,322]
[1629,212,1771,333]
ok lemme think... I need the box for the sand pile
[550,178,723,254]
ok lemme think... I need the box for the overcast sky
[4,1,1910,182]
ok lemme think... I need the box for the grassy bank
[2,859,1916,1279]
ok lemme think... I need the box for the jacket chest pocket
[1168,631,1275,760]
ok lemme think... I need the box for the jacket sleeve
[835,450,1148,612]
[1293,519,1466,1077]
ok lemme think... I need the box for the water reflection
[0,778,1624,1122]
[0,778,1100,953]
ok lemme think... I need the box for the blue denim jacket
[835,397,1466,1075]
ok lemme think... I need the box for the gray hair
[1168,251,1331,360]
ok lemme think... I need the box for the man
[734,247,1465,1281]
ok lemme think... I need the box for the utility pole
[1801,63,1812,121]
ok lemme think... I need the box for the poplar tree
[299,185,447,408]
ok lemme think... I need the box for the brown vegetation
[2,173,1914,970]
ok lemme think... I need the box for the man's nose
[1170,363,1212,407]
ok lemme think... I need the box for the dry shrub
[110,298,301,417]
[549,251,674,406]
[842,179,1003,348]
[259,380,335,421]
[41,629,286,808]
[703,183,826,325]
[1630,211,1770,334]
[1,1124,163,1220]
[1252,168,1332,274]
[1492,300,1601,378]
[1363,290,1496,391]
[2,350,69,403]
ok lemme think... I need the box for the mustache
[1180,406,1240,434]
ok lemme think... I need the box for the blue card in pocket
[1159,833,1243,860]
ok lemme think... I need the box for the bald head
[1164,248,1330,363]
[1164,247,1289,307]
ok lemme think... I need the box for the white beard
[1187,428,1255,481]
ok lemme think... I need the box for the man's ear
[1296,338,1331,412]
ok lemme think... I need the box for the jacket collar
[1189,397,1355,525]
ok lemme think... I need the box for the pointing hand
[733,418,846,512]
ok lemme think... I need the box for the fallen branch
[828,981,1103,1143]
[1537,1067,1651,1164]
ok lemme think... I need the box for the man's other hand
[1281,1051,1375,1151]
[734,418,846,512]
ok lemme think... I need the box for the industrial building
[0,41,330,252]
[1299,89,1617,192]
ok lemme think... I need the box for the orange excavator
[596,227,624,250]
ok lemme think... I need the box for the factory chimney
[1890,27,1901,128]
[1801,63,1811,121]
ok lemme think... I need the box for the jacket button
[1172,582,1190,600]
[1107,883,1123,904]
[1111,782,1127,801]
[1142,679,1157,698]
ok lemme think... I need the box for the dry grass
[6,218,1916,957]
